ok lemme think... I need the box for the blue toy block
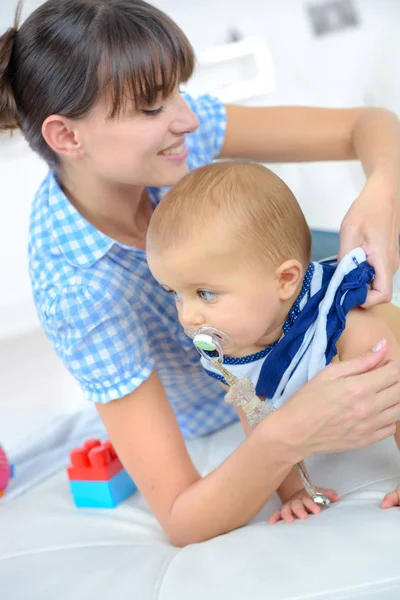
[69,469,137,508]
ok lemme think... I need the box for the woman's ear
[276,259,304,301]
[42,115,82,158]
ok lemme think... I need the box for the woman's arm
[220,105,400,164]
[97,343,400,546]
[220,104,400,306]
[97,370,295,546]
[230,389,305,503]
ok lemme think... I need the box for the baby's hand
[381,485,400,509]
[269,487,339,525]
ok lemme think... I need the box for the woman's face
[75,88,199,187]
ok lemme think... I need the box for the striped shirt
[202,249,374,408]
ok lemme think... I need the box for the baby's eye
[198,290,217,301]
[163,288,182,301]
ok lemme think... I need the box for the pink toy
[0,445,12,497]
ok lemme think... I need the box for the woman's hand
[273,339,400,461]
[338,171,399,308]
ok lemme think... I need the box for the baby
[146,160,400,524]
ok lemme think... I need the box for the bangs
[96,4,195,119]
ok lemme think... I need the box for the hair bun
[0,0,22,132]
[0,26,20,131]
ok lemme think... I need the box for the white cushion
[1,422,399,600]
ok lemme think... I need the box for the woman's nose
[170,92,199,135]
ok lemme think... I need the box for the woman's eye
[142,106,165,116]
[198,290,217,301]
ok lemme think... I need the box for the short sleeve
[182,92,227,161]
[42,284,154,403]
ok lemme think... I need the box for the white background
[1,0,399,340]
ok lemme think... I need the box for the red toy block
[67,439,123,481]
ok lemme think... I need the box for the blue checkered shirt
[29,93,237,439]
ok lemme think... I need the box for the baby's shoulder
[337,305,398,360]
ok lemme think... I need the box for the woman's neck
[59,169,154,249]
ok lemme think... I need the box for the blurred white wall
[0,135,47,340]
[154,0,400,231]
[1,0,399,340]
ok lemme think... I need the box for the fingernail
[372,338,387,352]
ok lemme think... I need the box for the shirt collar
[48,172,115,268]
[282,262,314,333]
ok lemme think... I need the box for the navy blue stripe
[256,260,374,398]
[324,260,373,363]
[256,283,329,397]
[203,369,227,386]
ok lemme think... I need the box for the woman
[1,0,399,545]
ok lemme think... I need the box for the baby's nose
[179,303,206,330]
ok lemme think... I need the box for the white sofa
[1,419,399,600]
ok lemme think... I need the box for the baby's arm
[337,304,400,508]
[224,384,338,523]
[231,401,301,492]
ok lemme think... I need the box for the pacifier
[185,326,232,363]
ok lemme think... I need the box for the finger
[370,422,397,445]
[280,504,294,523]
[380,491,400,509]
[323,488,340,503]
[322,340,389,380]
[337,236,354,264]
[375,396,400,429]
[337,243,345,264]
[354,385,400,446]
[291,499,309,520]
[363,287,392,308]
[302,496,321,515]
[268,510,282,525]
[362,255,393,308]
[349,361,400,397]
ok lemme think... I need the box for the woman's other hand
[273,339,400,459]
[339,172,399,307]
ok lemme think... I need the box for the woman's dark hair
[0,0,195,169]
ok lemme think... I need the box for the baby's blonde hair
[147,160,311,269]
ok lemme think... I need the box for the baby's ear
[276,260,303,301]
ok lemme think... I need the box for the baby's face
[147,235,286,357]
